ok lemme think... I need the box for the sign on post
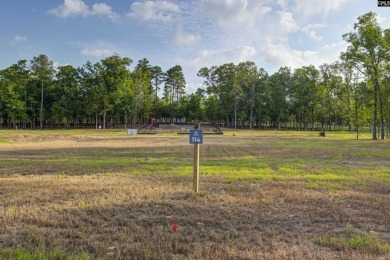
[189,130,203,144]
[190,126,203,193]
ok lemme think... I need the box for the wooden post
[193,143,200,193]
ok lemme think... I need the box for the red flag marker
[172,219,177,232]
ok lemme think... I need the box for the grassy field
[0,129,389,259]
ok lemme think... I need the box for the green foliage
[30,54,56,129]
[182,93,204,121]
[342,12,390,139]
[268,67,291,129]
[163,65,186,123]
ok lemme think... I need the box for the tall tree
[318,63,343,131]
[100,54,132,128]
[184,93,204,122]
[268,67,291,129]
[204,94,222,124]
[342,12,390,139]
[164,65,186,123]
[30,54,55,129]
[237,61,259,129]
[78,61,104,129]
[151,66,164,103]
[337,61,354,132]
[383,68,390,139]
[133,58,152,124]
[198,63,240,127]
[255,68,269,129]
[0,66,25,127]
[292,65,319,131]
[0,60,32,128]
[52,65,81,127]
[350,80,371,139]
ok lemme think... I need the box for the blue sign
[190,130,203,144]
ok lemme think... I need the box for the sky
[0,0,389,93]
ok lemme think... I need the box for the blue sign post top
[189,130,203,144]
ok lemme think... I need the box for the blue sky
[0,0,389,92]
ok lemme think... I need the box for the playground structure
[137,120,223,135]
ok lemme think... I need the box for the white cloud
[176,45,258,93]
[293,0,349,16]
[128,1,180,22]
[49,0,119,21]
[276,0,289,9]
[186,82,203,94]
[80,48,113,57]
[305,31,322,42]
[301,23,326,41]
[49,0,90,18]
[198,46,256,64]
[235,46,258,62]
[14,35,27,42]
[11,35,27,44]
[263,41,347,70]
[264,42,312,68]
[92,3,120,21]
[175,27,200,46]
[184,45,257,68]
[377,14,387,25]
[279,11,299,32]
[202,0,272,26]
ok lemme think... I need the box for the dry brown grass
[0,131,390,259]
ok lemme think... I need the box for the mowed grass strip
[0,130,390,259]
[1,130,390,185]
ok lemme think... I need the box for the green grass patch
[314,230,390,255]
[305,173,354,183]
[226,168,277,183]
[378,173,390,183]
[0,159,31,165]
[1,130,389,186]
[0,245,90,260]
[277,166,305,176]
[197,158,277,182]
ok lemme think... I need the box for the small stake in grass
[172,219,177,232]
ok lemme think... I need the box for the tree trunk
[347,88,352,133]
[155,81,158,103]
[373,81,378,140]
[40,80,44,129]
[375,79,385,139]
[234,96,237,129]
[258,112,261,129]
[124,111,127,129]
[250,105,253,130]
[103,112,106,129]
[386,89,389,139]
[334,99,337,132]
[356,94,359,140]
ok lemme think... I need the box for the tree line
[0,12,389,139]
[0,55,187,130]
